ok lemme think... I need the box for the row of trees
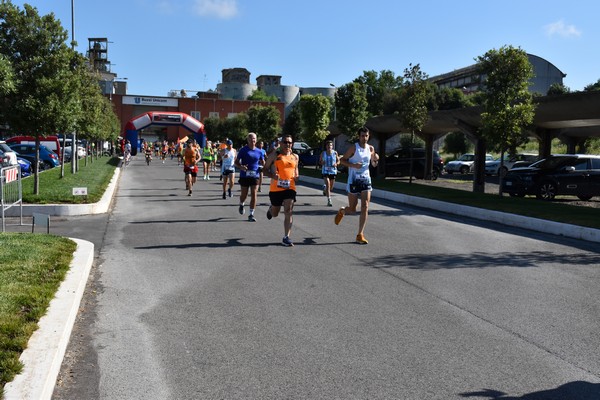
[0,2,120,194]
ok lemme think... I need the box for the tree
[547,83,571,96]
[429,86,474,110]
[298,94,331,147]
[442,132,472,158]
[202,116,222,140]
[221,113,248,145]
[334,82,369,140]
[476,45,536,194]
[282,103,302,139]
[247,89,278,102]
[400,63,430,182]
[246,105,281,141]
[584,79,600,92]
[0,2,83,193]
[0,53,14,96]
[354,70,403,116]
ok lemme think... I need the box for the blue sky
[11,0,600,96]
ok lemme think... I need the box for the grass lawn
[1,156,118,394]
[0,233,76,394]
[21,156,120,204]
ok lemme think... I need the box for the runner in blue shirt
[234,132,265,221]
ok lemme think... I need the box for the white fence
[1,165,23,232]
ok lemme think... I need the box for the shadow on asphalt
[361,250,600,270]
[458,380,600,400]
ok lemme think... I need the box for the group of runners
[175,127,379,247]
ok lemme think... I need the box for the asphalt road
[51,156,600,399]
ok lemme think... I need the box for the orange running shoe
[356,234,368,244]
[334,208,345,225]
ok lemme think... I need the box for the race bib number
[277,179,291,189]
[245,170,257,178]
[323,167,335,174]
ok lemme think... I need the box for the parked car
[485,153,539,176]
[0,140,18,167]
[62,145,87,162]
[501,154,600,200]
[5,135,62,160]
[16,157,32,177]
[296,148,320,168]
[445,153,493,174]
[278,137,311,153]
[7,143,60,169]
[384,148,444,180]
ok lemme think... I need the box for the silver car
[445,153,493,174]
[485,153,539,176]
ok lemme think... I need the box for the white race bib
[277,179,291,189]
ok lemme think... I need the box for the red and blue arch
[124,111,206,155]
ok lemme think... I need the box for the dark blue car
[8,143,60,169]
[16,157,32,177]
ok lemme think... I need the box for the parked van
[5,135,61,160]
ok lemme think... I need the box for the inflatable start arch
[124,111,206,155]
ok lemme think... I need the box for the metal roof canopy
[364,90,600,141]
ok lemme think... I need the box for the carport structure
[361,90,600,192]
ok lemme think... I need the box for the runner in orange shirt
[263,134,299,246]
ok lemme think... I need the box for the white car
[485,153,539,176]
[445,153,493,174]
[0,141,18,167]
[62,146,87,161]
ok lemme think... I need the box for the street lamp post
[70,0,76,174]
[329,83,337,122]
[329,83,337,151]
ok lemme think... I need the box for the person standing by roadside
[234,132,264,221]
[320,140,339,207]
[334,127,379,244]
[220,139,236,199]
[264,134,299,246]
[183,140,199,196]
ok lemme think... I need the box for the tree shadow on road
[362,250,600,270]
[459,381,600,399]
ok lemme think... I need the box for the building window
[190,111,201,120]
[209,112,220,118]
[227,112,238,119]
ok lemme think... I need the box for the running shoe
[334,207,345,225]
[266,206,273,220]
[356,234,368,244]
[322,185,327,196]
[222,192,226,199]
[282,236,294,247]
[239,204,245,215]
[228,188,232,197]
[327,198,332,207]
[248,214,256,222]
[206,175,210,181]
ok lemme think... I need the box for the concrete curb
[299,176,600,244]
[5,165,121,217]
[3,238,94,400]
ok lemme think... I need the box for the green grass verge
[21,156,120,204]
[0,233,76,392]
[300,167,600,230]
